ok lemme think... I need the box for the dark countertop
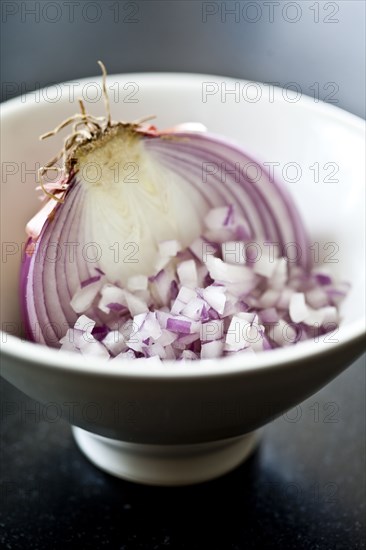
[1,356,365,550]
[1,2,365,548]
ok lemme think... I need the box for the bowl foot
[72,426,260,486]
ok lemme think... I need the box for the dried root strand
[40,112,105,141]
[38,146,64,202]
[40,115,83,141]
[78,98,87,118]
[98,60,111,127]
[131,114,156,126]
[38,61,114,201]
[39,170,64,203]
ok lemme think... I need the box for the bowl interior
[1,74,365,366]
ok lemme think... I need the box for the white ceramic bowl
[1,74,365,485]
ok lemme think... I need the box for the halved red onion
[21,123,314,346]
[20,64,347,360]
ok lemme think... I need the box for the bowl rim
[1,321,365,379]
[1,72,365,379]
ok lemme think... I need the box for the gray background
[1,2,365,548]
[1,0,365,117]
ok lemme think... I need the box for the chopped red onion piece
[253,252,278,278]
[271,319,298,347]
[166,318,192,335]
[221,241,246,265]
[157,329,178,346]
[143,312,163,340]
[201,340,224,359]
[102,330,127,355]
[306,287,329,309]
[177,260,198,288]
[206,256,254,285]
[78,334,111,359]
[70,279,104,314]
[154,256,171,274]
[150,269,175,307]
[189,237,218,264]
[124,291,149,316]
[98,284,125,314]
[74,315,96,334]
[177,286,197,303]
[112,350,137,361]
[181,298,206,321]
[321,306,339,325]
[181,350,199,361]
[270,258,288,290]
[166,316,200,335]
[158,240,182,257]
[277,287,294,309]
[60,328,84,347]
[259,289,281,308]
[201,286,226,314]
[289,293,309,323]
[174,332,200,347]
[200,320,224,341]
[303,305,339,327]
[146,342,167,359]
[259,308,279,324]
[60,339,80,353]
[127,275,148,292]
[303,308,326,326]
[226,315,253,351]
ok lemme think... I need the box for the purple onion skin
[19,238,35,343]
